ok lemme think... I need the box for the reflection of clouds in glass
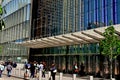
[7,48,20,51]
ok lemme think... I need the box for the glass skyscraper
[0,0,31,62]
[30,0,120,76]
[0,0,120,77]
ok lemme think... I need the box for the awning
[19,24,120,48]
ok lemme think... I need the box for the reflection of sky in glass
[83,0,120,29]
[2,0,31,17]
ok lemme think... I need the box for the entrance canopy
[19,25,120,48]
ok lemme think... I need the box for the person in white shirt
[0,63,4,78]
[39,62,43,71]
[39,62,45,77]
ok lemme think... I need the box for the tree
[99,25,120,79]
[0,1,5,30]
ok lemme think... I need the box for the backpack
[25,64,30,69]
[13,63,17,68]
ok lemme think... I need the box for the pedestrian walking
[50,63,57,80]
[24,69,30,80]
[39,62,45,77]
[6,63,12,77]
[0,62,4,78]
[73,63,79,74]
[30,62,35,78]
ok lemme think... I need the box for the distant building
[0,0,31,62]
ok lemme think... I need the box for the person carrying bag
[50,63,57,80]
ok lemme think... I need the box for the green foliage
[0,19,5,30]
[0,2,6,30]
[99,25,120,59]
[0,5,3,15]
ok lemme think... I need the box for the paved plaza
[0,75,22,80]
[1,67,88,80]
[0,64,111,80]
[2,70,109,80]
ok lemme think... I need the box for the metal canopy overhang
[19,25,120,48]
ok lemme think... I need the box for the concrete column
[5,68,7,74]
[59,72,63,80]
[18,68,21,77]
[45,73,48,80]
[73,74,76,80]
[14,68,16,75]
[48,71,51,80]
[14,68,16,76]
[13,68,15,75]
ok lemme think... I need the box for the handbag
[53,69,57,73]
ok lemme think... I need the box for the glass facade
[30,0,120,76]
[31,0,63,39]
[31,0,120,38]
[0,0,31,62]
[0,0,120,76]
[83,0,120,29]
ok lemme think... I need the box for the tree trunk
[110,58,112,80]
[110,47,113,80]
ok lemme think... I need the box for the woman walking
[50,63,57,80]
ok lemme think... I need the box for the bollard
[45,73,48,80]
[18,68,21,77]
[5,68,7,74]
[4,68,7,74]
[89,76,93,80]
[112,78,116,80]
[13,68,15,76]
[39,70,42,80]
[15,68,17,75]
[14,68,16,75]
[14,68,15,75]
[73,74,76,80]
[59,72,63,80]
[48,71,51,80]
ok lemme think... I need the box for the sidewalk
[0,75,23,80]
[2,66,110,80]
[2,67,87,80]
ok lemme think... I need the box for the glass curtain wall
[0,0,31,62]
[31,0,63,39]
[30,0,120,76]
[84,0,120,30]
